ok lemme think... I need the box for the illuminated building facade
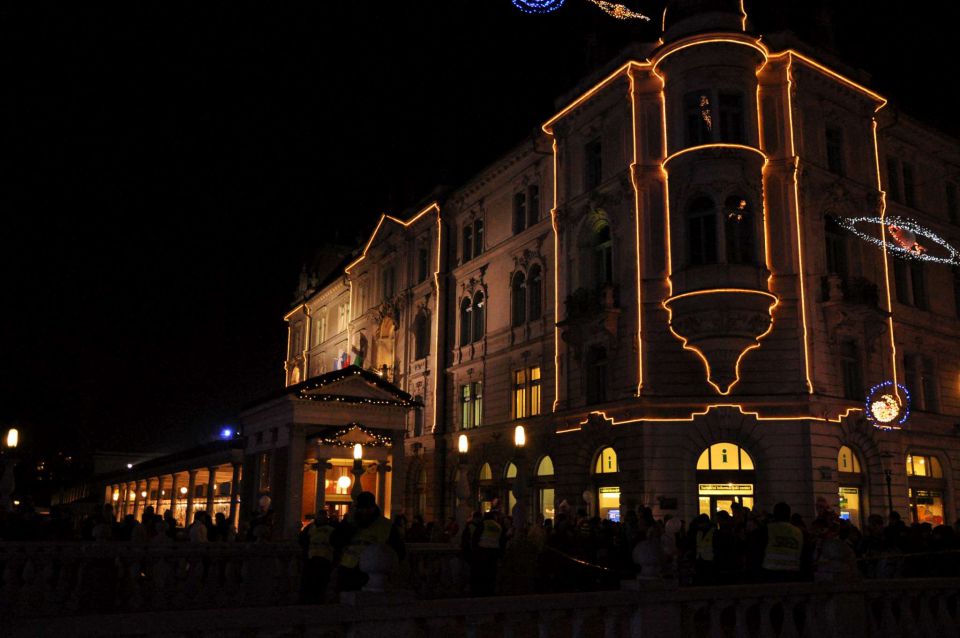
[262,0,960,533]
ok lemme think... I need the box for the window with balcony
[687,196,718,265]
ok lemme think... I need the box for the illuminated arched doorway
[536,456,556,521]
[838,445,864,528]
[592,447,620,521]
[696,443,755,516]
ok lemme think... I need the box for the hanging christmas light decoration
[512,0,566,13]
[585,0,650,20]
[865,381,910,430]
[836,215,960,265]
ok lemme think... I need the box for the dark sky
[2,1,958,458]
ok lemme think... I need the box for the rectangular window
[718,92,744,143]
[513,193,527,235]
[528,185,540,226]
[840,339,862,401]
[825,126,845,176]
[514,369,528,419]
[685,91,712,146]
[902,162,916,208]
[474,219,484,256]
[462,224,473,262]
[947,183,959,224]
[460,382,483,430]
[417,248,429,283]
[337,303,349,333]
[258,451,272,493]
[910,261,927,310]
[886,157,902,203]
[513,366,542,418]
[584,139,602,191]
[382,266,395,300]
[922,357,939,413]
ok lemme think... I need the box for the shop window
[528,265,543,320]
[511,272,526,327]
[470,292,484,343]
[539,487,556,521]
[723,196,754,264]
[837,445,863,528]
[687,196,718,265]
[909,489,945,525]
[594,447,618,474]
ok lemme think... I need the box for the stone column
[185,469,198,525]
[154,476,165,512]
[314,458,329,515]
[228,462,242,529]
[205,466,217,514]
[133,480,144,519]
[170,474,180,524]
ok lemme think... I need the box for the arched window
[838,446,862,474]
[459,298,472,346]
[413,312,429,360]
[511,272,526,327]
[472,291,485,343]
[723,196,754,264]
[594,447,618,474]
[505,463,518,479]
[593,220,614,287]
[696,443,754,470]
[687,196,718,265]
[536,456,555,477]
[478,463,493,481]
[528,265,543,320]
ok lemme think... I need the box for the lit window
[906,454,942,478]
[512,366,541,419]
[594,447,618,474]
[536,456,555,477]
[696,443,754,471]
[478,463,492,481]
[460,382,483,430]
[505,463,517,479]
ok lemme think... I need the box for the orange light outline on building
[550,140,561,411]
[662,289,779,395]
[652,36,768,76]
[558,404,864,432]
[662,143,766,169]
[871,118,900,399]
[431,204,443,432]
[739,0,748,31]
[542,61,649,135]
[628,68,644,394]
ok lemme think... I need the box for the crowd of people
[3,493,960,600]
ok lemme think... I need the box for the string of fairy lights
[512,0,650,20]
[315,424,393,448]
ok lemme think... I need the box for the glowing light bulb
[514,425,526,448]
[353,444,362,461]
[458,434,468,454]
[5,428,19,449]
[337,475,352,490]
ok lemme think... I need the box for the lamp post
[455,434,472,530]
[511,425,528,530]
[351,444,365,502]
[0,428,20,513]
[880,451,895,517]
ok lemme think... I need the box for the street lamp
[880,451,895,517]
[512,425,528,529]
[456,434,472,529]
[351,444,365,501]
[5,428,19,449]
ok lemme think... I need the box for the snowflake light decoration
[512,0,566,13]
[865,381,910,430]
[836,215,960,265]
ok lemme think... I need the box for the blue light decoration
[512,0,566,14]
[865,381,911,430]
[220,427,235,440]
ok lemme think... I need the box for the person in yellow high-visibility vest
[332,492,405,593]
[299,510,335,603]
[762,502,804,582]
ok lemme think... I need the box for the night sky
[3,1,958,460]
